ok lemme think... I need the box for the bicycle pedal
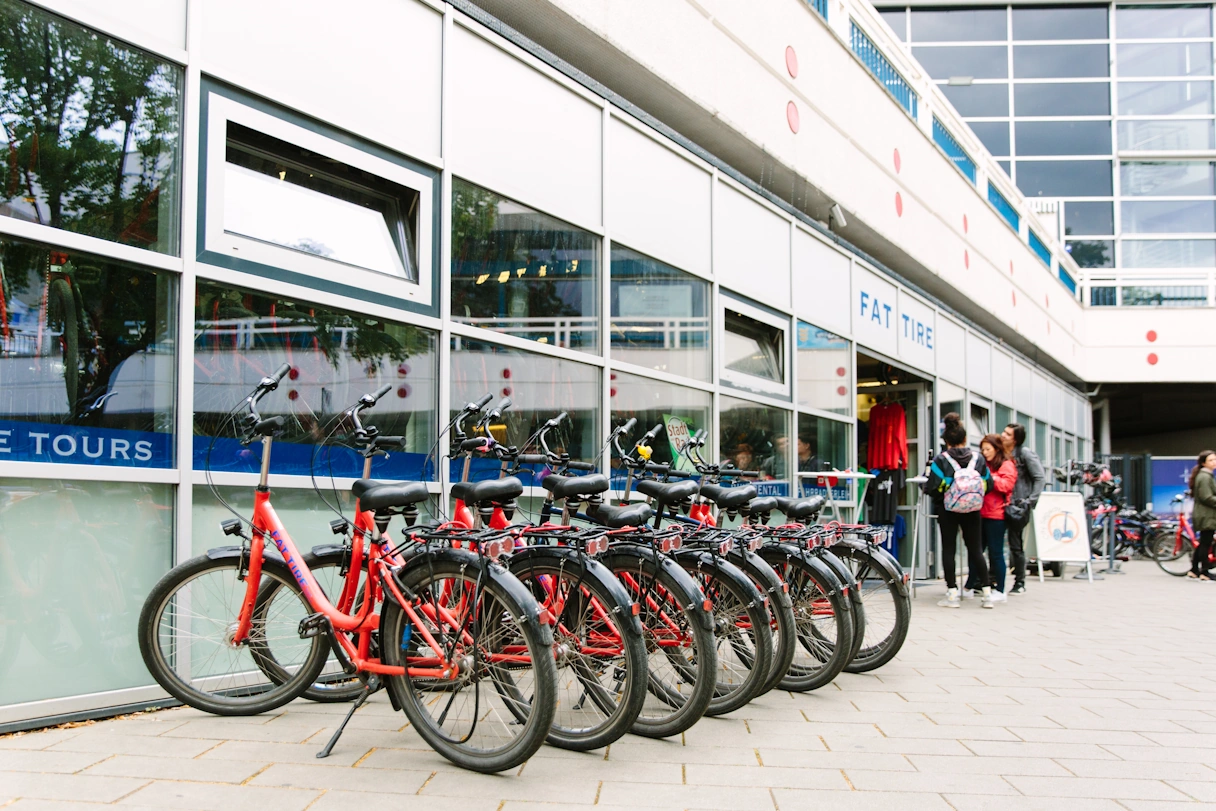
[298,613,331,639]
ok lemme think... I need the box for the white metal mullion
[1111,3,1124,283]
[447,321,608,367]
[710,172,721,467]
[601,104,612,473]
[0,218,185,272]
[438,6,454,514]
[0,461,180,483]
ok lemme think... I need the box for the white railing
[1080,269,1216,308]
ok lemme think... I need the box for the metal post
[1102,508,1123,574]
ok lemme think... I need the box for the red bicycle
[1153,492,1201,577]
[138,368,557,773]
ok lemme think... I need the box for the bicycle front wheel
[380,552,557,773]
[836,546,910,673]
[138,554,328,716]
[1152,527,1193,576]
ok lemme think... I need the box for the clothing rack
[799,470,876,524]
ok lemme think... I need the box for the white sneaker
[938,588,961,608]
[989,590,1008,603]
[961,588,975,599]
[981,587,994,609]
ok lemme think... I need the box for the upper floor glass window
[1118,42,1213,76]
[451,179,598,353]
[913,46,1008,79]
[610,370,711,474]
[1016,160,1113,196]
[1065,201,1114,235]
[940,83,1010,117]
[193,281,437,478]
[1014,82,1111,116]
[1014,44,1110,78]
[0,238,177,467]
[1118,81,1214,116]
[1012,6,1108,40]
[1119,119,1215,151]
[722,297,788,399]
[1015,121,1112,156]
[1121,161,1216,196]
[610,246,710,381]
[910,8,1007,42]
[0,1,182,254]
[1117,6,1213,39]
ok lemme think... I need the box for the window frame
[201,90,436,310]
[719,294,792,400]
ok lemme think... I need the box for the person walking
[924,413,994,609]
[1188,450,1216,579]
[1001,423,1044,595]
[978,434,1017,602]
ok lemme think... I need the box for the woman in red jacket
[978,433,1018,602]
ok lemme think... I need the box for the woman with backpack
[923,413,994,609]
[1188,450,1216,579]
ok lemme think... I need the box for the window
[722,298,788,398]
[969,402,990,439]
[1122,200,1216,233]
[1013,45,1110,78]
[797,413,849,498]
[610,371,711,473]
[910,8,1007,41]
[202,91,435,307]
[1029,230,1052,267]
[1014,82,1111,116]
[193,281,437,477]
[1118,81,1214,116]
[1066,240,1114,267]
[610,246,710,381]
[879,8,907,40]
[451,178,599,352]
[913,46,1009,79]
[0,239,177,467]
[1121,162,1216,196]
[1122,239,1216,267]
[0,479,173,707]
[1117,5,1213,39]
[994,404,1013,433]
[0,2,182,254]
[797,322,852,416]
[940,83,1010,117]
[224,123,419,282]
[449,336,599,481]
[933,117,978,181]
[1012,6,1108,40]
[1065,202,1114,235]
[1118,43,1213,77]
[720,396,790,494]
[969,122,1010,157]
[1014,121,1112,156]
[1122,284,1209,306]
[1119,119,1215,151]
[988,183,1021,231]
[1015,160,1113,196]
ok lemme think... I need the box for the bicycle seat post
[259,433,273,490]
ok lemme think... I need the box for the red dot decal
[288,389,299,401]
[1147,330,1158,342]
[397,363,410,377]
[502,387,512,396]
[785,46,799,78]
[837,386,848,396]
[1148,353,1159,365]
[1045,295,1050,309]
[786,101,800,134]
[288,367,299,381]
[893,148,901,174]
[610,388,617,397]
[895,192,903,217]
[1009,260,1014,276]
[1047,322,1051,334]
[502,368,511,379]
[1012,291,1017,306]
[964,250,970,269]
[397,385,410,398]
[836,367,847,377]
[963,214,969,233]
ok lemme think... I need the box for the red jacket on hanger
[867,401,908,470]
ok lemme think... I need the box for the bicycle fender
[308,543,346,558]
[816,549,864,609]
[205,545,284,563]
[670,549,767,612]
[507,546,644,637]
[727,548,791,609]
[831,543,909,599]
[600,544,715,634]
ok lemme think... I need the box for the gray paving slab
[1,560,1214,809]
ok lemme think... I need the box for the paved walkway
[4,561,1216,811]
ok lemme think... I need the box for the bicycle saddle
[635,478,700,505]
[774,495,826,520]
[588,502,655,529]
[542,473,610,499]
[352,479,430,511]
[745,496,778,515]
[451,477,524,506]
[699,483,757,511]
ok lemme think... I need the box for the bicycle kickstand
[316,676,381,759]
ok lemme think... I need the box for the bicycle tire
[508,547,648,751]
[599,545,716,739]
[379,550,557,773]
[726,547,796,696]
[757,544,853,692]
[1151,527,1193,577]
[835,545,911,673]
[818,547,867,665]
[672,549,772,716]
[138,553,328,716]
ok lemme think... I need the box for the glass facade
[891,1,1216,305]
[609,371,711,472]
[610,246,710,381]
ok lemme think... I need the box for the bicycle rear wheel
[836,546,910,673]
[600,546,716,739]
[1152,527,1193,576]
[138,554,328,715]
[509,550,648,751]
[380,552,557,773]
[728,548,796,696]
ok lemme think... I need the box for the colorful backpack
[943,454,985,513]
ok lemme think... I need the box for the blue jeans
[965,518,1009,592]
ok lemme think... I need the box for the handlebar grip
[371,384,392,402]
[721,469,759,478]
[460,437,490,451]
[554,411,568,425]
[271,363,292,383]
[372,435,406,448]
[253,416,287,436]
[567,461,595,471]
[642,423,663,442]
[517,454,548,464]
[621,417,637,435]
[475,392,493,410]
[496,396,513,412]
[645,462,670,473]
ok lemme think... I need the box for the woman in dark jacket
[923,413,994,609]
[1189,450,1216,579]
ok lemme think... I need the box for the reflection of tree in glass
[1064,229,1111,269]
[288,238,335,259]
[0,2,180,252]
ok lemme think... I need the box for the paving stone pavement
[4,561,1216,810]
